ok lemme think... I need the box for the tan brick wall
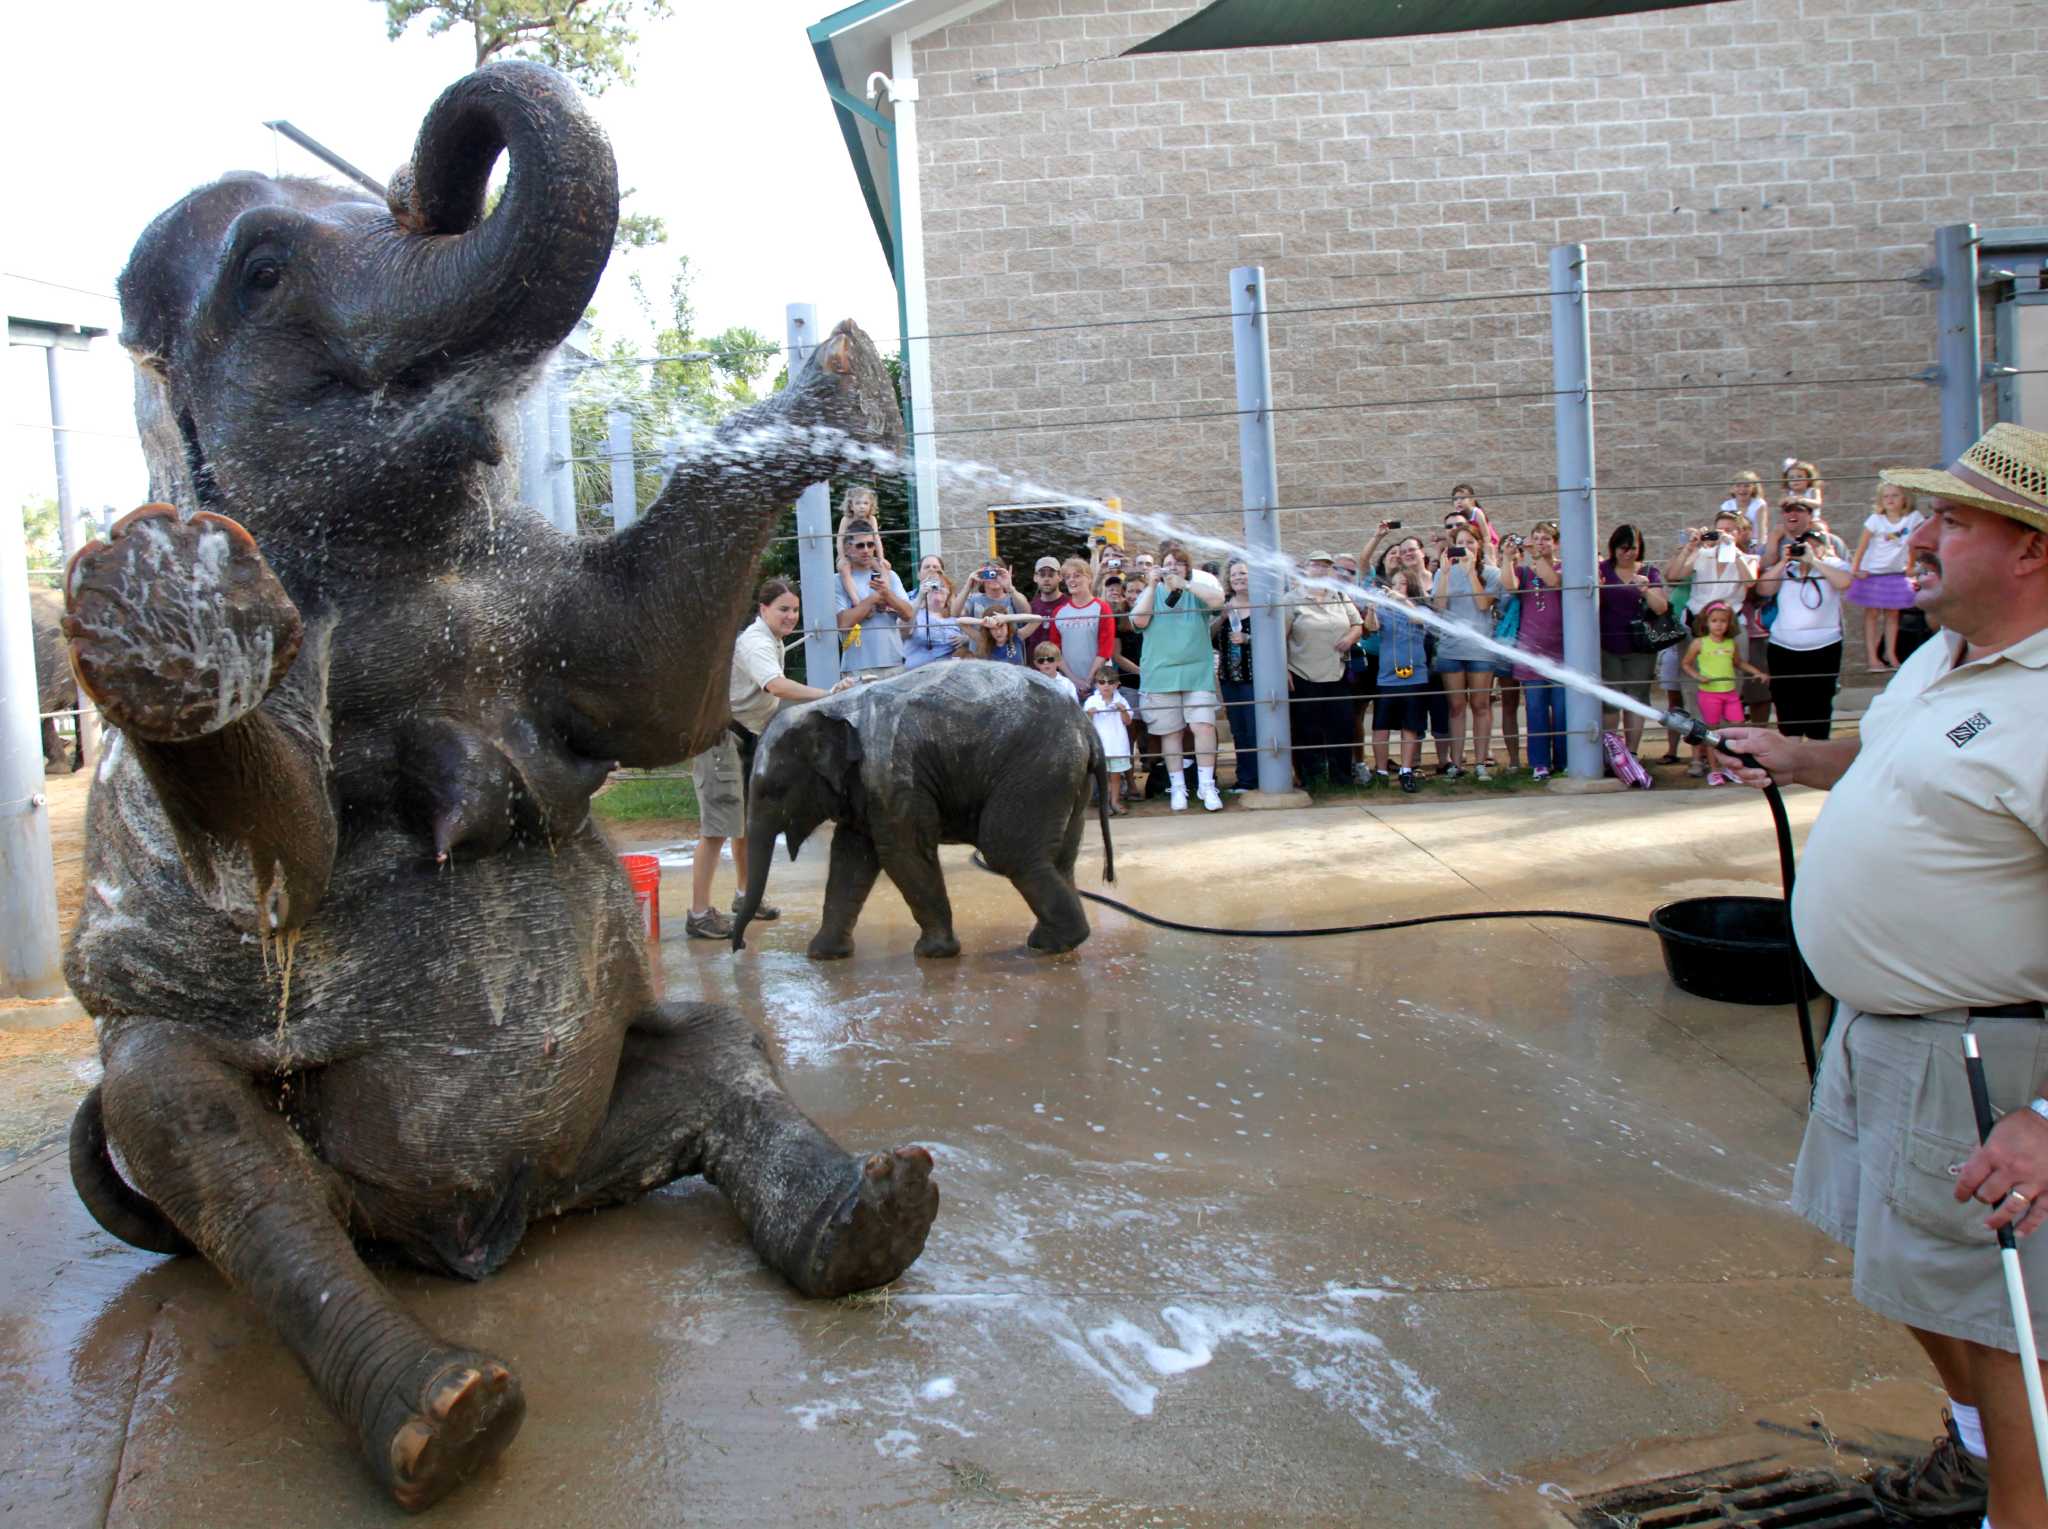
[908,0,2044,613]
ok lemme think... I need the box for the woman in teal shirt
[1131,540,1225,811]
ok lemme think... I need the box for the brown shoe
[685,907,735,940]
[1869,1412,1989,1521]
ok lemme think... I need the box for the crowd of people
[677,467,1926,932]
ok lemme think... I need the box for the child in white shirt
[1848,483,1924,670]
[1082,662,1135,815]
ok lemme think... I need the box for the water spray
[694,421,1826,1084]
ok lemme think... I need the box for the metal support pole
[44,347,96,766]
[1230,267,1297,798]
[45,349,81,563]
[0,484,66,998]
[1549,244,1604,781]
[606,409,637,531]
[517,383,549,521]
[1936,223,1984,462]
[786,304,840,689]
[547,362,577,535]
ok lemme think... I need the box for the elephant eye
[246,259,283,291]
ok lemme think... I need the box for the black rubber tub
[1647,895,1823,1006]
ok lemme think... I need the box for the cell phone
[1446,546,1468,561]
[1702,531,1721,544]
[1385,520,1402,529]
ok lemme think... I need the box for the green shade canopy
[1127,0,1730,53]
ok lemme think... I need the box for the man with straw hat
[1724,422,2048,1527]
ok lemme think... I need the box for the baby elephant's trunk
[730,825,778,949]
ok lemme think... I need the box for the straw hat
[1880,422,2048,535]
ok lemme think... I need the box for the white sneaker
[1169,784,1188,812]
[1198,782,1223,812]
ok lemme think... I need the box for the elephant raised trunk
[378,60,619,375]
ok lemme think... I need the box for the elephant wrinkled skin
[60,61,935,1513]
[731,663,1115,960]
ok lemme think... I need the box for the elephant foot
[913,931,961,960]
[791,1147,939,1298]
[370,1350,526,1514]
[807,932,855,961]
[62,505,301,742]
[1026,923,1088,955]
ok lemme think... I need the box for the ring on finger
[2011,1190,2031,1207]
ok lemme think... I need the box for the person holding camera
[684,578,859,940]
[1756,500,1854,739]
[834,517,916,679]
[1667,511,1760,773]
[1507,522,1567,780]
[1428,522,1504,779]
[1132,541,1226,811]
[953,558,1032,622]
[903,572,966,670]
[1596,523,1671,761]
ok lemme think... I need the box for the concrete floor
[1,788,1949,1526]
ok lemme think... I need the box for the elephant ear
[808,715,864,813]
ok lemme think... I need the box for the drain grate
[1567,1459,1894,1528]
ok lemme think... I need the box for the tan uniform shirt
[1286,594,1362,684]
[1793,625,2048,1014]
[728,618,787,734]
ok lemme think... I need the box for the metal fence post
[546,361,577,534]
[1229,267,1298,798]
[786,305,840,689]
[606,408,636,531]
[1935,223,1984,462]
[1549,244,1604,781]
[44,347,96,766]
[0,487,66,998]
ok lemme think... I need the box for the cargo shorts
[1793,1005,2048,1353]
[686,734,746,840]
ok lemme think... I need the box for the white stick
[2002,1245,2048,1487]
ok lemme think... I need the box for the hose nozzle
[1660,707,1720,749]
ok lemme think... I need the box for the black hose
[978,713,1827,1089]
[1073,890,1645,938]
[1757,778,1822,1084]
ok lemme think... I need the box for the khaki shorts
[687,734,746,840]
[1140,689,1220,732]
[1793,1006,2048,1352]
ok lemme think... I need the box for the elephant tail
[69,1085,194,1257]
[1091,731,1115,886]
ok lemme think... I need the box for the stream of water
[676,416,1674,731]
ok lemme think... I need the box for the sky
[5,0,900,521]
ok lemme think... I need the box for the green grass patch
[590,773,699,822]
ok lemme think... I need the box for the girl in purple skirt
[1848,483,1923,669]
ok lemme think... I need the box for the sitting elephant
[730,663,1114,959]
[60,62,934,1512]
[29,588,80,772]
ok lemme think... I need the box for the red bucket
[620,853,661,941]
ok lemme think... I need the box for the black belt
[1968,1002,2046,1020]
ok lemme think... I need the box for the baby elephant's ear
[807,713,862,793]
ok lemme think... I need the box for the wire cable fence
[14,252,1948,811]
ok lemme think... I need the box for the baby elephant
[732,663,1113,958]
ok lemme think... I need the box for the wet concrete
[0,789,1949,1525]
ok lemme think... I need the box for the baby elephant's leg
[99,1023,521,1513]
[577,1004,939,1296]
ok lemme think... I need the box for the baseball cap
[1035,556,1061,573]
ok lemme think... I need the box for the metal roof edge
[811,37,898,269]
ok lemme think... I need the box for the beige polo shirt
[1286,594,1362,684]
[728,618,787,734]
[1793,624,2048,1014]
